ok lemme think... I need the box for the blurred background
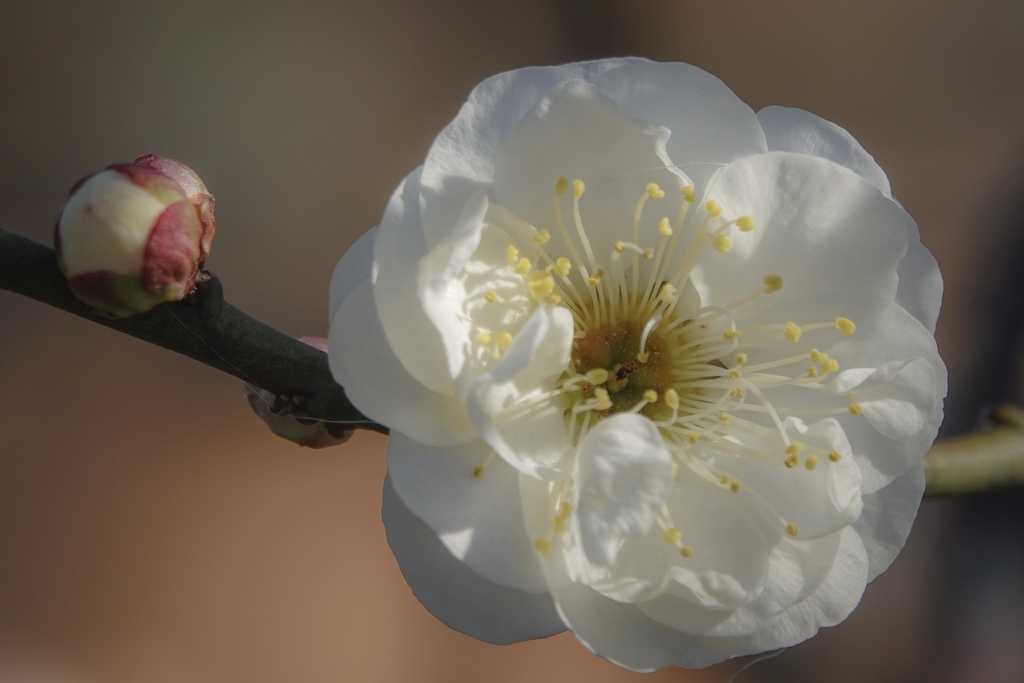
[2,1,1024,681]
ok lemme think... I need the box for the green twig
[0,226,386,435]
[923,405,1024,497]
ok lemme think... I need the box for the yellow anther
[643,390,658,403]
[719,412,731,424]
[784,456,797,468]
[680,545,694,558]
[656,282,677,303]
[729,369,742,380]
[586,368,609,385]
[824,358,839,373]
[484,290,499,304]
[785,442,805,457]
[472,466,485,478]
[636,351,650,363]
[527,272,555,302]
[806,366,819,377]
[534,537,552,554]
[553,257,572,277]
[572,179,585,199]
[784,321,802,342]
[688,431,699,445]
[495,331,513,350]
[665,388,680,410]
[658,217,673,236]
[553,517,568,533]
[723,329,742,340]
[643,247,655,260]
[555,177,569,196]
[735,387,747,397]
[712,235,733,253]
[763,275,783,294]
[646,182,665,199]
[515,257,532,275]
[594,387,610,401]
[828,451,842,463]
[533,229,551,246]
[736,353,748,365]
[705,199,723,218]
[587,268,605,286]
[548,294,562,305]
[614,240,627,253]
[736,215,757,232]
[662,527,682,544]
[849,402,863,416]
[506,245,520,264]
[805,454,821,471]
[786,523,799,537]
[810,348,823,363]
[560,502,574,518]
[836,317,856,335]
[474,331,492,346]
[721,475,731,485]
[682,186,696,202]
[730,481,741,493]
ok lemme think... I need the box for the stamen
[763,275,783,293]
[705,199,723,218]
[836,317,856,335]
[783,322,802,342]
[495,331,513,350]
[506,245,519,264]
[712,234,733,253]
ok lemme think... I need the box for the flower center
[476,174,863,556]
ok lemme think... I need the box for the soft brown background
[3,1,1024,681]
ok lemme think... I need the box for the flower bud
[55,154,216,317]
[245,337,355,448]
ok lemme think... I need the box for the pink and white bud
[245,337,355,448]
[55,154,216,317]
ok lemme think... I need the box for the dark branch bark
[6,227,1024,494]
[0,226,386,435]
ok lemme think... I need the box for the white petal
[895,228,943,334]
[756,106,941,333]
[757,106,891,197]
[691,527,868,655]
[328,279,474,446]
[328,225,376,323]
[575,414,673,566]
[417,191,489,382]
[743,293,945,493]
[693,152,909,308]
[597,483,771,609]
[519,476,726,671]
[834,358,940,439]
[373,168,452,392]
[491,79,686,272]
[386,433,547,593]
[593,60,768,189]
[707,418,863,541]
[853,465,925,581]
[382,477,565,644]
[467,306,575,478]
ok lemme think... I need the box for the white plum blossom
[327,59,946,670]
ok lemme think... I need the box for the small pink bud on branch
[55,155,216,317]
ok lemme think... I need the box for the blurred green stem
[3,227,1024,496]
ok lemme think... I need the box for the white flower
[327,59,946,670]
